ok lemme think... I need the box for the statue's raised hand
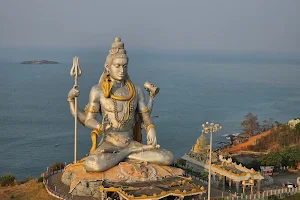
[147,127,157,146]
[68,85,80,100]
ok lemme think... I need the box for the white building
[287,118,300,129]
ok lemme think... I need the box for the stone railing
[183,172,208,185]
[208,187,300,200]
[178,164,209,185]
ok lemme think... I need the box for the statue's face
[107,58,128,81]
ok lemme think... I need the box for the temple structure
[182,134,264,194]
[191,133,209,153]
[189,133,218,163]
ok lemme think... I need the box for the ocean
[0,48,300,180]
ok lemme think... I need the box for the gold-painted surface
[84,104,98,113]
[191,133,208,153]
[106,80,136,123]
[89,130,99,155]
[63,162,187,195]
[67,98,74,102]
[212,163,259,177]
[100,77,113,98]
[84,104,88,112]
[64,162,84,173]
[79,157,86,163]
[149,92,155,97]
[110,80,134,101]
[99,181,205,200]
[139,107,149,114]
[96,125,104,134]
[145,124,155,132]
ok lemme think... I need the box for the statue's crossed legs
[84,141,174,172]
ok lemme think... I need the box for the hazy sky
[1,0,300,52]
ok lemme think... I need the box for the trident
[70,56,82,163]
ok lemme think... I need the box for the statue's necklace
[110,80,135,125]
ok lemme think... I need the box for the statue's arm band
[145,124,155,132]
[84,104,99,113]
[139,106,149,114]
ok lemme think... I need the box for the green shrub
[295,123,300,133]
[175,158,186,166]
[37,176,44,183]
[268,195,279,200]
[10,194,14,199]
[0,173,16,186]
[283,193,300,200]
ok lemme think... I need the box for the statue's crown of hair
[109,37,127,57]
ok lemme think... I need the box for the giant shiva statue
[67,37,174,172]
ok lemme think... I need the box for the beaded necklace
[110,81,135,126]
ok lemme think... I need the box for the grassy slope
[283,193,300,200]
[0,179,56,200]
[222,129,272,153]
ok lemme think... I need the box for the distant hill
[222,125,300,153]
[21,60,59,64]
[222,129,273,153]
[247,124,300,152]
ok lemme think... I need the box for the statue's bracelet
[146,124,155,132]
[149,92,155,98]
[67,98,74,102]
[139,107,149,114]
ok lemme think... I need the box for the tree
[0,173,16,186]
[241,112,260,136]
[280,147,300,167]
[275,121,282,127]
[295,123,300,134]
[245,159,261,171]
[259,152,282,167]
[261,118,275,132]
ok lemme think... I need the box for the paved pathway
[47,172,99,200]
[271,171,300,187]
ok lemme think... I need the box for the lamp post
[202,121,222,200]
